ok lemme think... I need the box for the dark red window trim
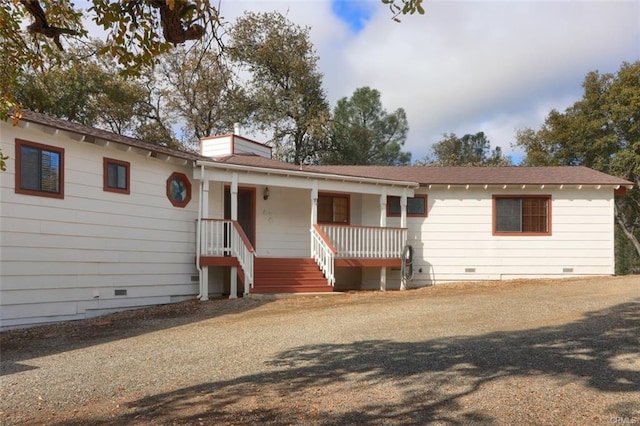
[166,172,192,208]
[15,139,64,199]
[103,157,130,194]
[492,195,552,236]
[318,192,350,225]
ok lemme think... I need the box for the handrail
[320,224,407,259]
[232,221,255,290]
[232,221,255,254]
[311,224,336,286]
[200,219,254,289]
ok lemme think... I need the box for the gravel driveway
[1,276,639,425]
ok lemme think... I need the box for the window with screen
[494,195,551,235]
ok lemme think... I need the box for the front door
[224,187,256,248]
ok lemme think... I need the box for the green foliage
[14,42,181,148]
[0,0,221,121]
[321,87,411,166]
[157,45,251,147]
[228,11,330,164]
[0,149,7,171]
[382,0,426,22]
[421,132,511,166]
[515,61,640,264]
[615,224,640,274]
[1,0,427,167]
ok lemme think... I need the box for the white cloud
[325,1,639,162]
[79,0,640,163]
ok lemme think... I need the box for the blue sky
[217,1,640,164]
[330,1,375,33]
[79,0,640,164]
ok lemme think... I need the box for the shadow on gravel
[58,300,640,425]
[0,297,271,376]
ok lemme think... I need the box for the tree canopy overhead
[0,0,426,170]
[1,0,424,120]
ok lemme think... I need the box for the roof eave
[196,159,419,188]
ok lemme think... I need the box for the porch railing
[320,225,407,259]
[311,224,337,286]
[200,219,255,287]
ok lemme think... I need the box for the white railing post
[319,225,407,260]
[311,225,336,286]
[199,219,254,293]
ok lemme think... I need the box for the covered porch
[194,160,418,298]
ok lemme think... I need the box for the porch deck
[198,219,406,294]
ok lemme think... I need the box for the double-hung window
[103,158,130,194]
[493,195,551,235]
[15,139,64,199]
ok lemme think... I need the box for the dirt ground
[1,276,639,425]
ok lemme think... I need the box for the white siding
[201,135,232,158]
[0,123,199,328]
[200,135,271,158]
[399,187,616,285]
[255,186,311,257]
[233,136,271,158]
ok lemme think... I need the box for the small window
[387,195,428,217]
[493,195,551,235]
[15,139,64,199]
[166,172,192,208]
[103,158,130,194]
[318,193,349,224]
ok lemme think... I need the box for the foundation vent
[465,268,476,273]
[563,268,574,273]
[114,289,127,296]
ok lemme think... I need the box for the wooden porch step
[251,285,333,294]
[253,257,332,294]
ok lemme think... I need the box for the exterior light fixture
[263,187,270,200]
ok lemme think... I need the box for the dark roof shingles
[15,112,633,186]
[20,110,204,161]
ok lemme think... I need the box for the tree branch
[148,1,205,44]
[19,0,79,50]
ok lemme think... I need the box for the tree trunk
[614,202,640,259]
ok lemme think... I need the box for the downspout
[195,164,205,299]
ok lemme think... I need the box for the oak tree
[227,11,330,165]
[515,61,640,269]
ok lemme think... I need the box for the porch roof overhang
[195,159,419,196]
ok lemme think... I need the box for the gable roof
[11,111,633,187]
[16,110,204,162]
[305,165,633,186]
[208,155,632,187]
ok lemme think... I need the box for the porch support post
[311,180,318,226]
[400,189,408,291]
[379,189,387,292]
[400,189,407,229]
[229,173,238,299]
[310,181,318,256]
[200,178,210,300]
